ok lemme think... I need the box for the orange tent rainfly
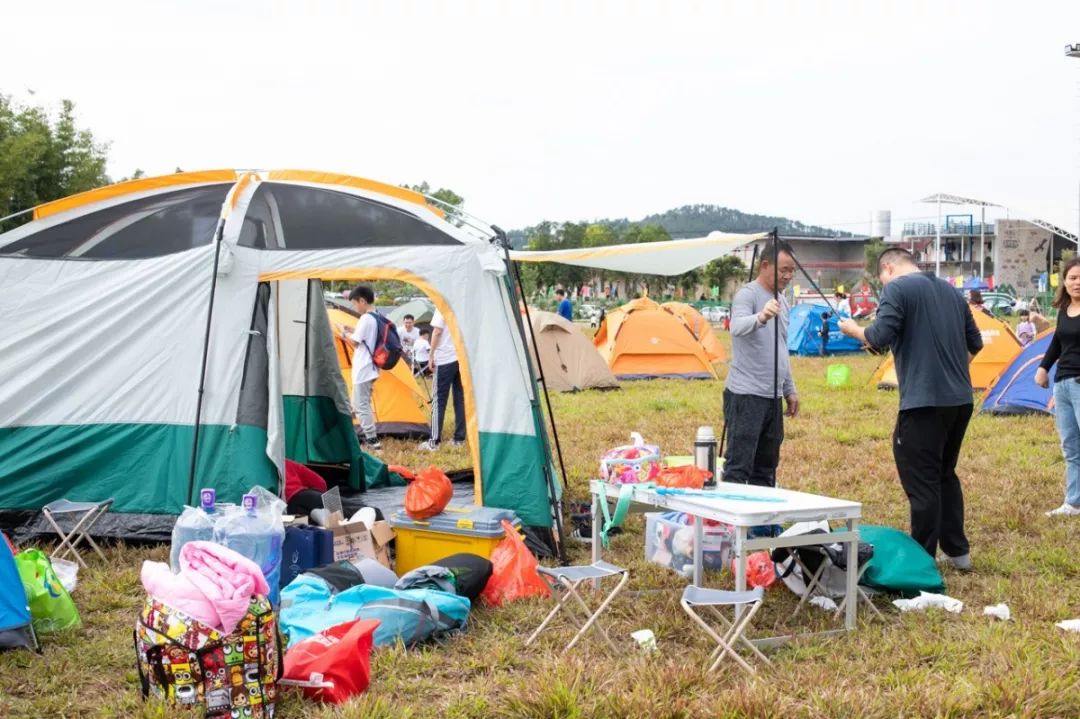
[593,298,718,380]
[661,301,727,363]
[871,310,1022,391]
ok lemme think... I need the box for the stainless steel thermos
[694,426,717,487]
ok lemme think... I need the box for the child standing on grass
[1016,309,1036,347]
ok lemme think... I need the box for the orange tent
[328,307,431,436]
[593,298,718,380]
[661,301,727,362]
[871,310,1021,391]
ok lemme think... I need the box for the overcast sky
[3,1,1080,234]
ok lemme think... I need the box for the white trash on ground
[809,596,839,612]
[982,603,1011,621]
[631,629,657,651]
[51,556,79,593]
[1056,619,1080,633]
[892,591,963,614]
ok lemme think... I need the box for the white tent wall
[0,242,279,517]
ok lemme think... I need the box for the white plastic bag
[50,556,79,593]
[892,591,963,614]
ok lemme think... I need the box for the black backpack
[431,553,494,601]
[361,312,403,370]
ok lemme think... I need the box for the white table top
[590,480,861,527]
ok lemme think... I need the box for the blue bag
[280,575,469,648]
[280,525,334,588]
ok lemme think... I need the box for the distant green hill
[509,204,846,248]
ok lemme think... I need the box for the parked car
[981,292,1017,316]
[701,305,729,322]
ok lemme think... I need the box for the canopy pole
[187,218,227,506]
[493,226,568,564]
[772,229,780,468]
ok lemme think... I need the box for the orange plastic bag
[480,520,551,606]
[655,465,711,489]
[403,466,453,520]
[733,550,777,590]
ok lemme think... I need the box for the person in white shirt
[400,314,420,357]
[412,329,431,374]
[338,285,381,451]
[421,309,465,450]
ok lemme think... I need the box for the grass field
[3,335,1080,718]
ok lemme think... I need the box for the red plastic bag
[280,619,380,704]
[403,465,453,520]
[480,520,551,606]
[733,551,777,590]
[655,465,711,489]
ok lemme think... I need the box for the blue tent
[787,304,864,356]
[982,331,1055,415]
[963,276,990,291]
[0,534,36,651]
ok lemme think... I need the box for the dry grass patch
[3,336,1080,717]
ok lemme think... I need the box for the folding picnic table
[589,480,862,642]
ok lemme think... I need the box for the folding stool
[524,561,629,652]
[783,541,882,620]
[680,585,770,675]
[41,498,113,568]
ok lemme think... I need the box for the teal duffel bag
[858,525,945,597]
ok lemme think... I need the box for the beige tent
[526,310,618,392]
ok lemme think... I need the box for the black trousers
[431,360,466,444]
[893,404,972,558]
[722,389,784,487]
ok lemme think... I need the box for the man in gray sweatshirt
[723,241,799,487]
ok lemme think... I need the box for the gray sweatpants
[352,379,377,442]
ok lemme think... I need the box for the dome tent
[0,170,559,537]
[981,330,1055,415]
[525,309,618,392]
[660,301,727,363]
[787,303,863,356]
[593,297,718,380]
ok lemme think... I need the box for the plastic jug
[212,493,285,605]
[169,488,218,573]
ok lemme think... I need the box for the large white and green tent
[0,170,558,536]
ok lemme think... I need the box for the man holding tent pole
[839,247,982,568]
[723,241,798,488]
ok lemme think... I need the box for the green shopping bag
[858,525,945,597]
[15,549,81,634]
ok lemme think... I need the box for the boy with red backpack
[341,285,383,451]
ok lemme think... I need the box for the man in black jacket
[839,248,983,569]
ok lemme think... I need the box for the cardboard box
[328,512,395,568]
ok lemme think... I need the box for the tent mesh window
[0,185,232,259]
[240,183,462,250]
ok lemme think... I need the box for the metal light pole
[1069,44,1080,239]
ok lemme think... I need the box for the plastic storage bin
[644,512,733,576]
[389,505,520,575]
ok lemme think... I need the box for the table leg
[693,514,704,587]
[591,492,602,589]
[734,525,747,620]
[845,518,859,630]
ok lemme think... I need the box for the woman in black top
[1035,257,1080,516]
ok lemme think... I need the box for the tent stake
[187,218,226,506]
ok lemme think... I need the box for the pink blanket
[141,541,270,634]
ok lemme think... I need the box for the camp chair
[524,561,629,652]
[777,541,882,621]
[41,498,113,568]
[680,585,770,675]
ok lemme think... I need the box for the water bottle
[169,488,217,572]
[213,493,284,606]
[694,426,717,487]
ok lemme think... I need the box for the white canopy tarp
[509,231,767,276]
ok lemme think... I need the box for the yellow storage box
[389,505,521,575]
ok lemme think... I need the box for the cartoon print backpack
[134,596,281,718]
[363,312,404,370]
